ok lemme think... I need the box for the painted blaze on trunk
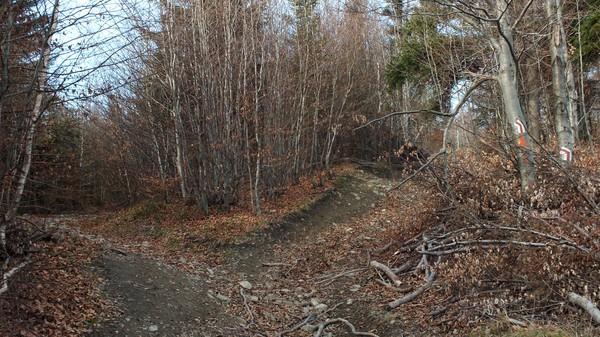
[546,0,576,166]
[494,1,536,192]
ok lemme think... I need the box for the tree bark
[525,60,541,142]
[2,0,59,253]
[546,0,575,165]
[494,2,535,191]
[568,292,600,324]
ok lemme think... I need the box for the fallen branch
[432,225,590,253]
[313,318,380,337]
[393,260,415,274]
[0,258,30,296]
[370,260,401,286]
[262,262,292,267]
[568,292,600,324]
[314,268,366,286]
[420,239,566,256]
[373,240,394,254]
[388,271,436,309]
[392,150,446,190]
[278,314,316,337]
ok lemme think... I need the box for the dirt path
[88,252,237,337]
[85,169,392,337]
[230,171,391,274]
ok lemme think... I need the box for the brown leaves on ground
[75,167,341,269]
[0,235,114,337]
[368,145,600,334]
[27,150,599,336]
[215,145,600,336]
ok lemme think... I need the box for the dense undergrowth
[367,143,600,335]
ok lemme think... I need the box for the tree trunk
[566,58,579,140]
[494,2,535,191]
[173,98,188,201]
[2,0,59,254]
[525,60,541,142]
[546,0,575,165]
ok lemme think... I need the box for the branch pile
[369,146,600,332]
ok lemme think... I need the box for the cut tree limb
[568,292,600,324]
[388,271,436,309]
[370,260,401,286]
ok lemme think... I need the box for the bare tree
[546,0,576,165]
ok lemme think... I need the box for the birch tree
[1,0,59,295]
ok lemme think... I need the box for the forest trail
[86,169,393,337]
[88,252,233,337]
[229,170,391,274]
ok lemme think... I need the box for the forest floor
[3,164,598,337]
[83,168,395,337]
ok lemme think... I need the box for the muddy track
[86,169,391,337]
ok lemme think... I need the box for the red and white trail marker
[559,147,573,162]
[514,119,525,135]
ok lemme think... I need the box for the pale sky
[52,0,148,105]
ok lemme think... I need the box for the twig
[355,78,491,133]
[110,247,128,256]
[240,288,255,323]
[354,109,454,131]
[376,279,413,292]
[431,306,448,317]
[323,301,345,315]
[507,317,527,327]
[278,314,316,337]
[392,150,446,190]
[314,268,366,285]
[262,262,292,267]
[313,318,380,337]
